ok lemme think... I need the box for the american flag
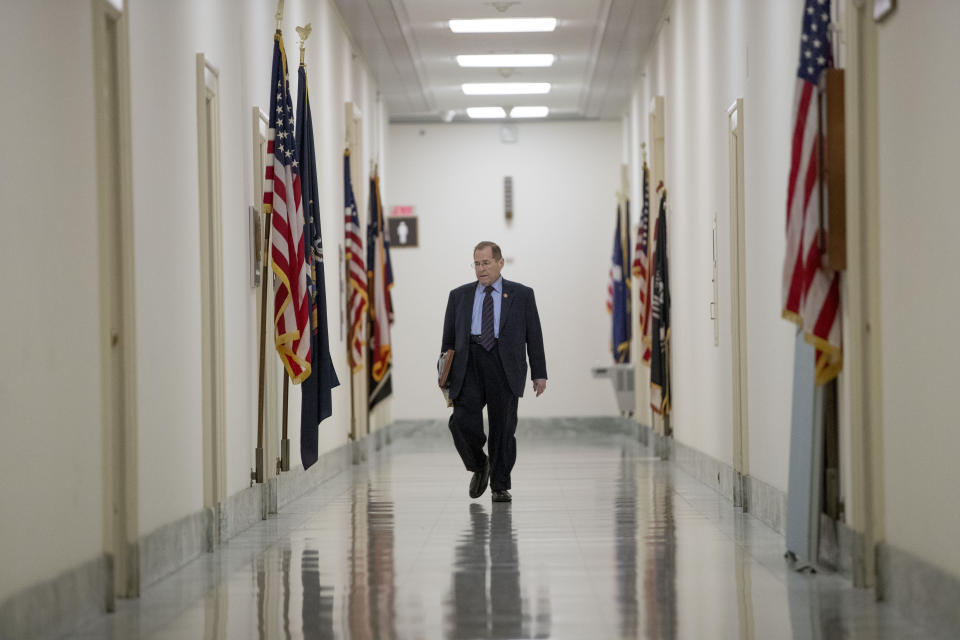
[344,150,367,372]
[606,270,614,315]
[264,32,311,383]
[367,172,393,408]
[781,0,842,385]
[632,163,652,364]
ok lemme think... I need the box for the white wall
[0,0,104,604]
[386,121,622,420]
[876,1,960,578]
[128,0,385,536]
[740,0,806,492]
[0,0,386,604]
[628,0,803,491]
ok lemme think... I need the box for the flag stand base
[255,447,265,484]
[281,439,290,472]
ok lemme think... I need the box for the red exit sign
[391,205,415,217]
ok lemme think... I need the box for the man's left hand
[532,379,547,397]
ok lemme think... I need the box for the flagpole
[272,0,292,473]
[367,165,374,448]
[281,371,290,470]
[278,24,313,474]
[349,366,356,442]
[255,207,271,484]
[254,0,286,484]
[345,146,358,445]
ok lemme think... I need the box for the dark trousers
[449,341,519,491]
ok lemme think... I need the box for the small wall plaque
[874,0,895,21]
[387,216,418,248]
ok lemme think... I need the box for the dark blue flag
[296,61,339,469]
[610,204,631,363]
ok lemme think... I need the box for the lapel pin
[503,293,509,298]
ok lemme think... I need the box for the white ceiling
[332,0,668,122]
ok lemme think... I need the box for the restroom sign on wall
[387,216,418,248]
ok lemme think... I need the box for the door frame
[92,0,139,603]
[727,98,750,508]
[196,53,227,543]
[839,0,885,588]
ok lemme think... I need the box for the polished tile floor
[67,421,948,639]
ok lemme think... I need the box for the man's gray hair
[473,241,502,261]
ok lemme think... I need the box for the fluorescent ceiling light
[448,18,557,33]
[462,82,551,95]
[466,107,507,119]
[456,54,555,68]
[510,106,549,118]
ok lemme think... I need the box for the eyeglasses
[472,260,496,269]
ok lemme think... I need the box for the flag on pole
[609,203,631,363]
[344,151,367,372]
[380,178,395,325]
[632,162,652,365]
[263,31,311,383]
[781,0,842,385]
[367,171,393,409]
[650,190,671,414]
[296,55,339,469]
[644,181,664,361]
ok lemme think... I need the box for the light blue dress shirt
[471,277,502,337]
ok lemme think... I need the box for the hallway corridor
[65,422,944,639]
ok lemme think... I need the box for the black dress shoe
[491,489,512,502]
[469,457,490,499]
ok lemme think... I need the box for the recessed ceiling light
[509,106,549,118]
[462,82,551,95]
[466,107,507,119]
[456,54,555,68]
[448,18,557,33]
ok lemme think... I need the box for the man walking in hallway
[441,241,548,502]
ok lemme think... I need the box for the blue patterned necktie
[480,285,495,350]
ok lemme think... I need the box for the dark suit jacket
[441,279,547,400]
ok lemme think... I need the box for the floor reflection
[733,517,756,640]
[301,547,333,640]
[203,578,227,640]
[447,503,551,639]
[61,423,954,640]
[349,483,397,640]
[642,457,677,640]
[615,448,639,639]
[449,503,490,638]
[282,548,291,638]
[255,547,293,640]
[489,504,524,639]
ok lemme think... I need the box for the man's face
[474,247,504,286]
